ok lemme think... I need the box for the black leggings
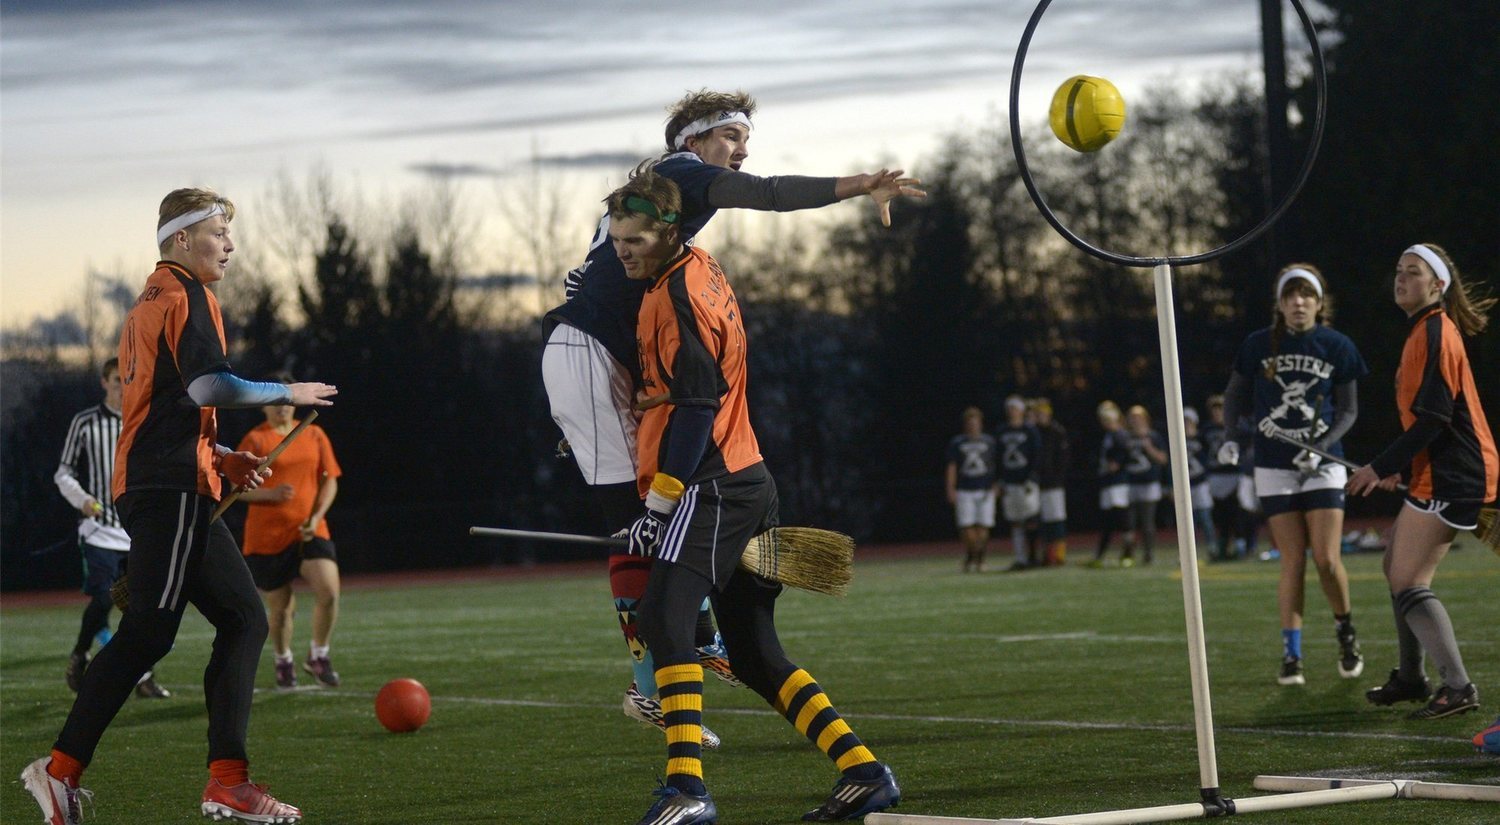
[55,492,267,766]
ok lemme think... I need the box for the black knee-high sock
[75,596,112,654]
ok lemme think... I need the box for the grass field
[3,544,1497,824]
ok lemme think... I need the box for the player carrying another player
[612,168,899,824]
[1220,264,1367,686]
[1349,243,1495,720]
[22,188,335,825]
[540,88,925,743]
[945,406,999,573]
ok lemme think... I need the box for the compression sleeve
[1221,372,1252,443]
[706,172,839,212]
[1370,416,1446,479]
[1314,380,1359,451]
[660,405,715,483]
[187,372,293,408]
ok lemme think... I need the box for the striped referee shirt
[55,403,130,551]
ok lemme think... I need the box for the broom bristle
[1478,506,1500,557]
[738,527,853,596]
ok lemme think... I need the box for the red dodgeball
[375,678,431,733]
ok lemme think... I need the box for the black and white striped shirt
[55,403,130,550]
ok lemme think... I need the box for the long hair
[663,89,756,153]
[1411,243,1494,336]
[1265,263,1332,380]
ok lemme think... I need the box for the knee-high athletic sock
[1011,526,1027,564]
[1397,586,1470,688]
[773,668,881,780]
[75,596,112,655]
[657,663,706,795]
[1390,592,1425,681]
[1282,628,1302,659]
[609,554,656,694]
[694,598,717,649]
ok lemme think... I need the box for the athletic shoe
[135,672,171,699]
[201,779,301,824]
[1365,668,1432,706]
[302,656,340,687]
[21,757,91,825]
[1336,623,1364,679]
[802,763,901,821]
[1277,655,1305,686]
[634,785,717,825]
[696,637,744,688]
[1473,717,1500,754]
[65,651,89,693]
[274,659,296,690]
[622,684,721,749]
[1409,682,1480,720]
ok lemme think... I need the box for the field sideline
[3,541,1496,824]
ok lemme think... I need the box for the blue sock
[1282,628,1302,659]
[95,627,113,647]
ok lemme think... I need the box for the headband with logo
[673,111,752,150]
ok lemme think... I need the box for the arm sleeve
[1370,416,1446,479]
[186,372,294,408]
[660,405,715,483]
[1313,380,1359,450]
[53,415,91,508]
[706,172,840,212]
[1221,372,1252,443]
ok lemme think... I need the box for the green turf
[3,547,1497,824]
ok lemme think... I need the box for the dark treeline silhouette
[4,4,1495,588]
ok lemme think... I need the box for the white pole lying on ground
[1255,775,1500,803]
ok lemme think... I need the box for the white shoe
[21,757,91,825]
[622,683,721,749]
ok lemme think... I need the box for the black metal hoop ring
[1008,0,1326,267]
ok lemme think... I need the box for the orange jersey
[636,246,761,497]
[237,422,342,556]
[1395,306,1497,502]
[113,262,230,500]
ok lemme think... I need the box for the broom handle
[1267,430,1408,490]
[210,410,319,522]
[469,526,627,547]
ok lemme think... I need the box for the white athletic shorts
[1190,481,1213,511]
[954,488,996,528]
[1253,464,1347,498]
[1002,483,1041,523]
[1039,487,1067,523]
[1129,481,1162,504]
[540,324,639,485]
[1208,473,1239,501]
[1237,475,1260,513]
[1099,483,1130,510]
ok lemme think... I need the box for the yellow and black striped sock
[657,663,706,795]
[774,668,880,779]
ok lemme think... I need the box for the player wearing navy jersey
[1201,395,1243,560]
[1181,407,1216,561]
[1091,401,1132,567]
[945,407,999,573]
[1349,243,1495,720]
[1032,398,1070,566]
[538,89,925,741]
[996,396,1042,570]
[1221,264,1367,686]
[1121,406,1168,565]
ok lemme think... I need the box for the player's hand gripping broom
[469,525,855,596]
[110,412,320,610]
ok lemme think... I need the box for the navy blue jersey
[544,153,732,374]
[1124,429,1167,485]
[1184,432,1208,485]
[1201,423,1237,476]
[995,424,1040,485]
[1097,429,1130,486]
[1233,325,1367,470]
[946,434,998,490]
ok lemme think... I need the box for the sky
[0,0,1311,328]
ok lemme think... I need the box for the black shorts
[654,462,778,589]
[80,541,127,599]
[245,538,338,592]
[1403,496,1484,531]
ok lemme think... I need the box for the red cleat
[201,779,302,824]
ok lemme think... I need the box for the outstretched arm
[707,169,924,226]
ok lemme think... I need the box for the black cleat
[65,651,89,693]
[1336,623,1364,679]
[803,764,900,821]
[134,672,171,698]
[1366,668,1432,706]
[1277,655,1305,686]
[1410,682,1479,720]
[635,785,717,825]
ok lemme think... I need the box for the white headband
[673,111,752,150]
[1276,267,1323,299]
[156,204,225,246]
[1403,244,1451,294]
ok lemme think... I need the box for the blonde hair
[1096,400,1121,421]
[1408,243,1494,336]
[157,188,235,255]
[604,161,683,233]
[1267,262,1331,380]
[1125,404,1151,426]
[664,89,756,152]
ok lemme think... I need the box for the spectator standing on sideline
[54,358,170,699]
[1032,398,1070,566]
[945,406,999,573]
[996,395,1041,570]
[1182,407,1217,560]
[1091,401,1132,567]
[1122,405,1168,566]
[1202,394,1242,560]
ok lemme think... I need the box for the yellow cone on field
[1049,75,1126,153]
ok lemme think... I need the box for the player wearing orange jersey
[609,167,899,825]
[22,188,335,825]
[237,377,344,690]
[1350,242,1496,721]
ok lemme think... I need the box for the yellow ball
[1049,75,1126,153]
